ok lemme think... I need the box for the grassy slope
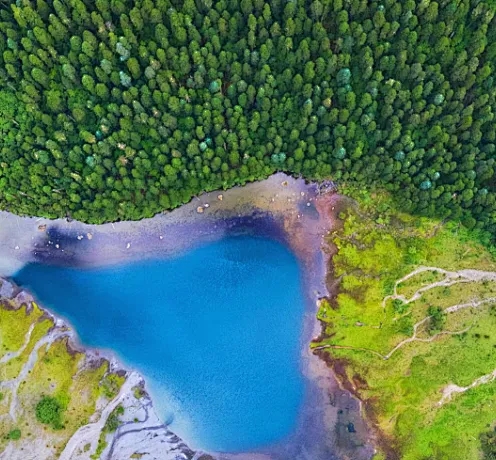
[0,298,124,455]
[315,187,496,460]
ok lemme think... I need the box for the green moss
[318,190,496,459]
[89,404,124,459]
[1,317,53,380]
[0,296,128,456]
[132,386,146,400]
[105,405,124,433]
[0,302,44,355]
[100,373,125,400]
[90,433,108,460]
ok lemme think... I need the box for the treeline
[0,0,495,231]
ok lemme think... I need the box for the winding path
[382,266,496,310]
[439,368,496,405]
[316,266,496,362]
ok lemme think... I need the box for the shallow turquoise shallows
[15,236,306,452]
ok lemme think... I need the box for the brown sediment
[352,374,369,391]
[64,336,83,357]
[313,348,399,460]
[115,368,126,378]
[0,298,18,311]
[85,357,108,371]
[313,196,401,460]
[39,311,54,323]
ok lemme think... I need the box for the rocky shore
[0,173,374,460]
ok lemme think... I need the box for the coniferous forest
[0,0,495,231]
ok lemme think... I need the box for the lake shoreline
[0,173,374,460]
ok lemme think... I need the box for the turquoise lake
[15,236,306,452]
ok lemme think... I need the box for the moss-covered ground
[0,302,44,353]
[315,187,496,460]
[0,296,125,456]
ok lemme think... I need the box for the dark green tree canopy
[0,0,494,233]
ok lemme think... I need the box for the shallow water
[15,236,306,453]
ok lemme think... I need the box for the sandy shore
[0,173,374,460]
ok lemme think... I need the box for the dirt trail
[383,266,496,309]
[439,368,496,405]
[319,266,496,361]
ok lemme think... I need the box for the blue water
[15,236,306,452]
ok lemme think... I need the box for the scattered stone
[204,203,209,208]
[281,181,288,186]
[306,202,311,206]
[38,224,47,231]
[159,236,163,240]
[217,194,223,201]
[196,206,204,213]
[0,280,15,299]
[355,321,364,327]
[55,244,60,249]
[14,245,19,250]
[126,243,131,249]
[300,191,305,196]
[77,235,84,240]
[87,233,93,240]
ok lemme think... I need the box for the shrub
[7,429,21,440]
[35,396,63,429]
